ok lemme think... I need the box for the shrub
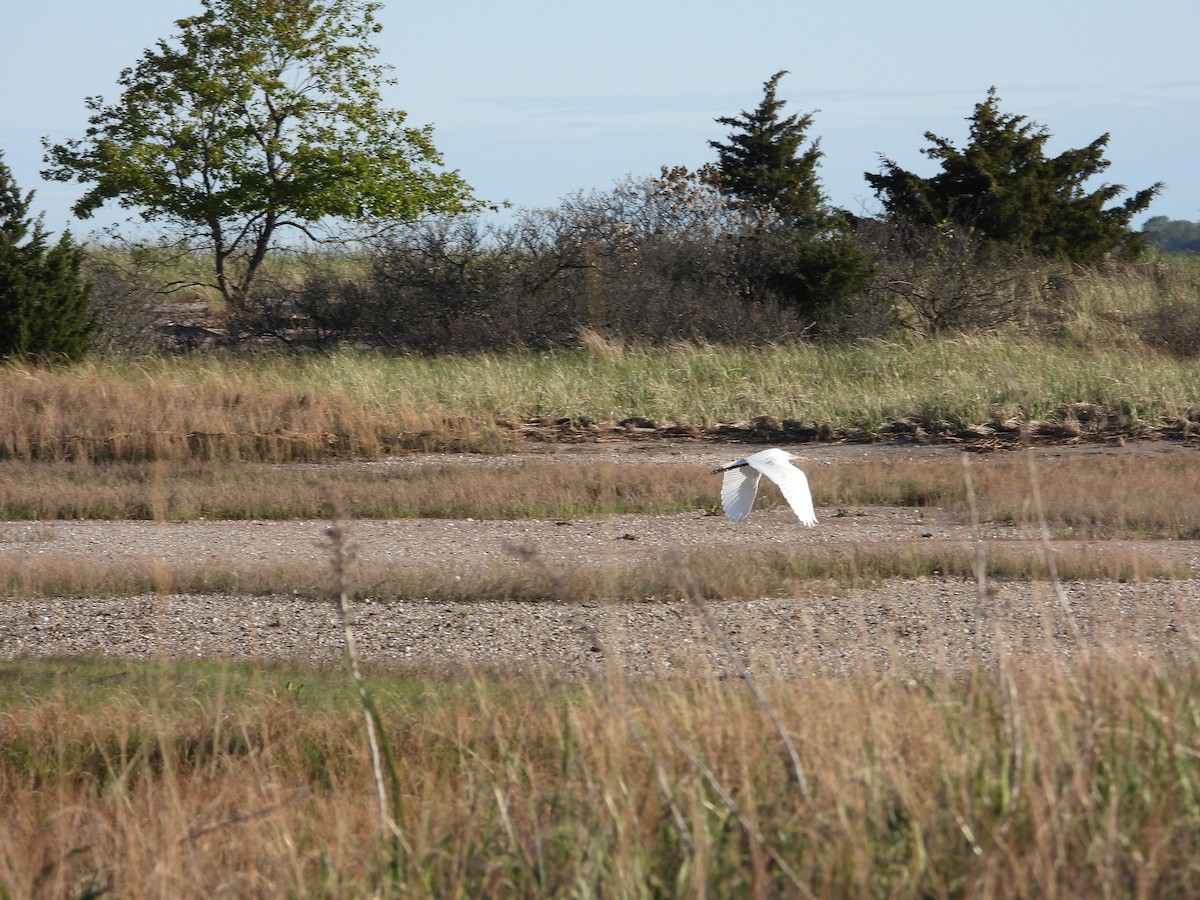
[853,217,1053,335]
[708,72,872,319]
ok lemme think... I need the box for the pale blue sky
[4,0,1198,237]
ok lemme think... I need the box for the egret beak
[711,460,749,474]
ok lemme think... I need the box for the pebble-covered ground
[4,441,1199,679]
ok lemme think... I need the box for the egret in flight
[712,448,817,525]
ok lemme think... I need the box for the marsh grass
[3,450,1199,539]
[5,295,1200,892]
[3,336,1200,462]
[4,649,1200,897]
[0,458,716,521]
[2,449,1194,603]
[822,450,1200,539]
[0,538,1187,603]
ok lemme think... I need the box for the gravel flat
[4,441,1200,679]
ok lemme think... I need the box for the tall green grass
[3,335,1199,462]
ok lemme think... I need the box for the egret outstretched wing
[719,464,760,523]
[750,450,817,526]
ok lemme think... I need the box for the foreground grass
[3,653,1200,897]
[3,335,1199,462]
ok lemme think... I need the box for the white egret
[712,448,817,525]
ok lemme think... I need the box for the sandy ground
[3,440,1200,678]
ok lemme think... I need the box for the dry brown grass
[823,448,1200,539]
[0,357,520,464]
[3,448,1199,539]
[3,437,1200,894]
[0,458,714,521]
[3,647,1200,897]
[2,447,1196,602]
[0,535,1189,604]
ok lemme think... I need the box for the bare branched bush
[84,239,209,355]
[257,172,806,352]
[361,216,527,352]
[75,175,1200,359]
[553,232,807,345]
[855,217,1055,335]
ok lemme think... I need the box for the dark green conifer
[0,152,94,361]
[866,87,1162,263]
[708,72,870,318]
[709,70,826,226]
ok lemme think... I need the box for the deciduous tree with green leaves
[865,87,1162,264]
[42,0,483,306]
[706,71,869,319]
[0,152,94,362]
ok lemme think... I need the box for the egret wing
[720,466,761,522]
[751,455,817,526]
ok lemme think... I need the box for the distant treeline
[1142,216,1200,254]
[83,200,1200,360]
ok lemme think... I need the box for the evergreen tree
[708,70,826,226]
[0,153,95,361]
[866,88,1162,263]
[707,72,869,318]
